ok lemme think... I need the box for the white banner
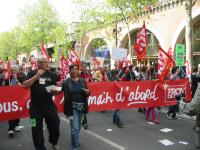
[111,48,128,60]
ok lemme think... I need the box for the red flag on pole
[60,55,69,81]
[134,22,148,61]
[3,61,11,80]
[69,49,81,66]
[168,47,173,57]
[40,43,50,60]
[158,46,175,80]
[31,58,37,70]
[120,54,132,68]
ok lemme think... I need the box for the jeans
[113,110,121,125]
[70,103,84,150]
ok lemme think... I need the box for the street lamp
[113,21,122,47]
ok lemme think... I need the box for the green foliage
[0,0,70,60]
[0,0,159,60]
[19,0,64,46]
[0,32,14,59]
[91,38,107,49]
[107,0,158,19]
[73,0,158,41]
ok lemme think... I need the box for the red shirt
[80,72,92,82]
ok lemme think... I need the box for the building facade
[80,0,200,68]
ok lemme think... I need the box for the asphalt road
[0,109,199,150]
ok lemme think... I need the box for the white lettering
[3,102,11,112]
[12,101,18,112]
[12,101,19,112]
[128,84,159,106]
[116,88,125,102]
[0,101,20,113]
[88,92,113,105]
[26,100,31,109]
[60,96,64,104]
[0,104,2,113]
[167,87,185,99]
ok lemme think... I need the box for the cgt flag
[40,43,50,60]
[158,46,175,80]
[3,61,11,80]
[134,22,147,61]
[69,48,81,66]
[60,55,69,81]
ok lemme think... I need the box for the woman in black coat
[62,64,90,150]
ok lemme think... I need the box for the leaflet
[45,85,62,93]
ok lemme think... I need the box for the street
[0,109,198,150]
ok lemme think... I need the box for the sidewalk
[157,106,196,120]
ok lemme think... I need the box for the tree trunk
[125,18,131,55]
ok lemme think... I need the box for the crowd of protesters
[0,56,196,150]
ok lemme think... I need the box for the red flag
[158,47,175,80]
[121,58,131,68]
[40,44,50,60]
[134,22,147,61]
[168,47,173,57]
[60,55,69,81]
[3,61,11,80]
[167,47,175,66]
[69,49,80,66]
[31,58,37,70]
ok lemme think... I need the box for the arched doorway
[175,14,200,67]
[119,29,159,66]
[85,38,110,66]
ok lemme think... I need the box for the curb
[157,108,196,121]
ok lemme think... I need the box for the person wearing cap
[22,56,60,150]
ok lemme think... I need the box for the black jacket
[62,78,90,116]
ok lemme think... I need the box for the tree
[107,0,158,54]
[72,0,117,40]
[73,0,158,54]
[0,0,70,60]
[20,0,60,45]
[0,32,14,59]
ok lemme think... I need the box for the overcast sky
[0,0,80,32]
